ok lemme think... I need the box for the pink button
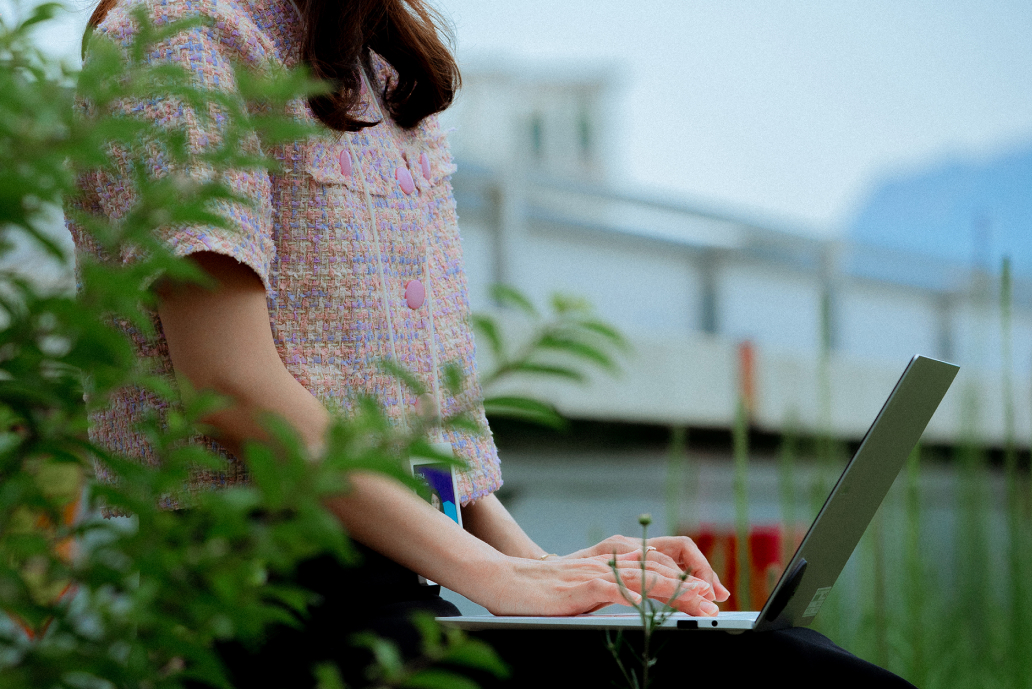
[420,151,431,180]
[404,279,425,309]
[338,149,352,177]
[396,165,415,194]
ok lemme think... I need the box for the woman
[71,0,914,686]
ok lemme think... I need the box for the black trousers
[208,547,916,689]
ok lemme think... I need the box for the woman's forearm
[325,473,511,595]
[155,252,515,600]
[461,493,549,560]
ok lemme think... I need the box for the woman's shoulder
[91,0,296,68]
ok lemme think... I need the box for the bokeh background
[12,1,1032,685]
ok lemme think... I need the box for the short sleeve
[79,1,275,291]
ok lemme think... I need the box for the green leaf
[313,662,347,689]
[549,293,590,315]
[350,632,404,679]
[378,358,427,395]
[471,314,503,359]
[578,318,630,350]
[508,361,585,382]
[537,334,617,370]
[401,668,481,689]
[489,284,537,316]
[442,361,465,397]
[440,639,511,677]
[20,3,63,30]
[482,396,567,430]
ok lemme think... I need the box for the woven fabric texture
[67,0,503,512]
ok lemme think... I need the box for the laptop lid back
[754,355,958,632]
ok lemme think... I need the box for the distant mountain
[848,144,1032,277]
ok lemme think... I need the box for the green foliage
[0,4,506,688]
[349,613,509,689]
[474,284,629,430]
[800,255,1032,688]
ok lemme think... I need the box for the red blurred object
[686,523,805,611]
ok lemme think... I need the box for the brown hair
[87,0,461,132]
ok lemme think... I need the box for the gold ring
[645,546,657,553]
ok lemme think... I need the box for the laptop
[439,354,959,633]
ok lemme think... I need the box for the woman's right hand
[478,551,721,617]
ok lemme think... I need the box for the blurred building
[443,65,1032,448]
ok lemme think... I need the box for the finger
[608,555,707,586]
[595,535,641,557]
[612,548,680,572]
[670,591,721,617]
[617,556,717,601]
[615,570,718,616]
[611,566,712,605]
[587,577,643,607]
[655,537,729,602]
[608,554,697,585]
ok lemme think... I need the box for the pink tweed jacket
[68,0,503,510]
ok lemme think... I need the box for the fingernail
[701,601,719,616]
[690,582,715,600]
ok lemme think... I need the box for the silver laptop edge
[440,355,959,633]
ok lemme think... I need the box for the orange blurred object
[9,484,82,641]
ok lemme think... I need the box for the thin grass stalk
[640,519,651,689]
[811,329,844,642]
[997,256,1032,689]
[957,384,991,687]
[733,398,750,611]
[664,427,690,537]
[815,282,835,521]
[871,502,888,671]
[778,411,799,566]
[902,445,927,687]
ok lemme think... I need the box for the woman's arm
[155,252,724,615]
[461,493,550,560]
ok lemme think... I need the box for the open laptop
[439,354,958,633]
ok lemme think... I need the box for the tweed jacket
[68,0,503,510]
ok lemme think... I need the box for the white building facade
[443,66,1032,447]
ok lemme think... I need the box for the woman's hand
[480,550,722,617]
[562,535,731,605]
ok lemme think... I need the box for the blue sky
[26,0,1032,237]
[438,0,1032,236]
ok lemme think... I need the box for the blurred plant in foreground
[0,4,504,688]
[474,284,629,430]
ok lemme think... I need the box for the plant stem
[664,427,689,539]
[733,397,750,611]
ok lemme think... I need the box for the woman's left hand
[562,535,731,604]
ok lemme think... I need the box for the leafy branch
[0,5,504,688]
[314,613,509,689]
[474,285,630,429]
